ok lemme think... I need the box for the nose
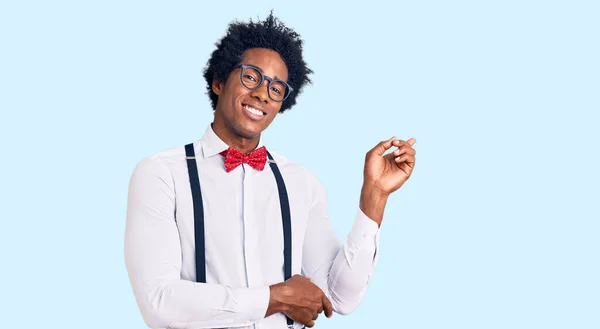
[250,81,270,104]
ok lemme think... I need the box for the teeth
[244,105,264,116]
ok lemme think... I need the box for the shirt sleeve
[124,157,270,329]
[301,171,381,315]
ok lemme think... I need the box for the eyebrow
[243,64,284,81]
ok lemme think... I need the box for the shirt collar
[200,123,265,159]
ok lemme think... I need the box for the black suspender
[266,151,293,286]
[184,143,296,328]
[184,143,206,283]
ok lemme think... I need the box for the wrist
[360,184,389,226]
[266,283,289,316]
[361,183,389,200]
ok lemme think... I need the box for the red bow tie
[220,146,268,172]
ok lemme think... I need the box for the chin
[233,122,262,139]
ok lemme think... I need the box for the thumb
[407,138,416,146]
[370,136,396,157]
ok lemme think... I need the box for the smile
[243,104,266,116]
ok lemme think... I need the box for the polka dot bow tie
[219,146,268,172]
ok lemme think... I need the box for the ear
[211,76,224,96]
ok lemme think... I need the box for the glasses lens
[241,67,262,89]
[269,81,288,102]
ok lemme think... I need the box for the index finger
[394,138,416,147]
[322,293,333,318]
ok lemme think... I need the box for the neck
[211,122,260,154]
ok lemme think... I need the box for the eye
[244,74,257,82]
[270,86,282,95]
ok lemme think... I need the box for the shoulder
[129,141,195,184]
[267,149,325,193]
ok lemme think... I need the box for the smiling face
[211,48,289,150]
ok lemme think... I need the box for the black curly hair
[202,11,313,113]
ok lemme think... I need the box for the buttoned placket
[241,164,264,329]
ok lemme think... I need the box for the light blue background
[1,1,598,328]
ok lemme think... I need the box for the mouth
[242,103,266,118]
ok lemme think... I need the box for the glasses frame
[233,64,293,102]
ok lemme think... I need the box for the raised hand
[363,136,416,195]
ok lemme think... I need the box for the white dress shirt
[124,124,382,329]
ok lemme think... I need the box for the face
[212,48,289,142]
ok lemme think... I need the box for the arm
[124,158,269,329]
[302,136,417,315]
[301,173,382,316]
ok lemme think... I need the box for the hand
[364,136,416,196]
[266,275,333,327]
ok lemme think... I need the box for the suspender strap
[185,143,206,283]
[266,151,293,282]
[267,151,295,328]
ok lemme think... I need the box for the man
[124,12,416,329]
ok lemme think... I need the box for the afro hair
[202,11,313,113]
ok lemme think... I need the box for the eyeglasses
[233,64,293,102]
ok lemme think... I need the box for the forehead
[239,48,289,81]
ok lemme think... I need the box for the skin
[211,48,288,154]
[210,47,417,327]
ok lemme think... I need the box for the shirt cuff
[344,208,382,267]
[233,286,270,325]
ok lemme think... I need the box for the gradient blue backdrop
[1,1,598,328]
